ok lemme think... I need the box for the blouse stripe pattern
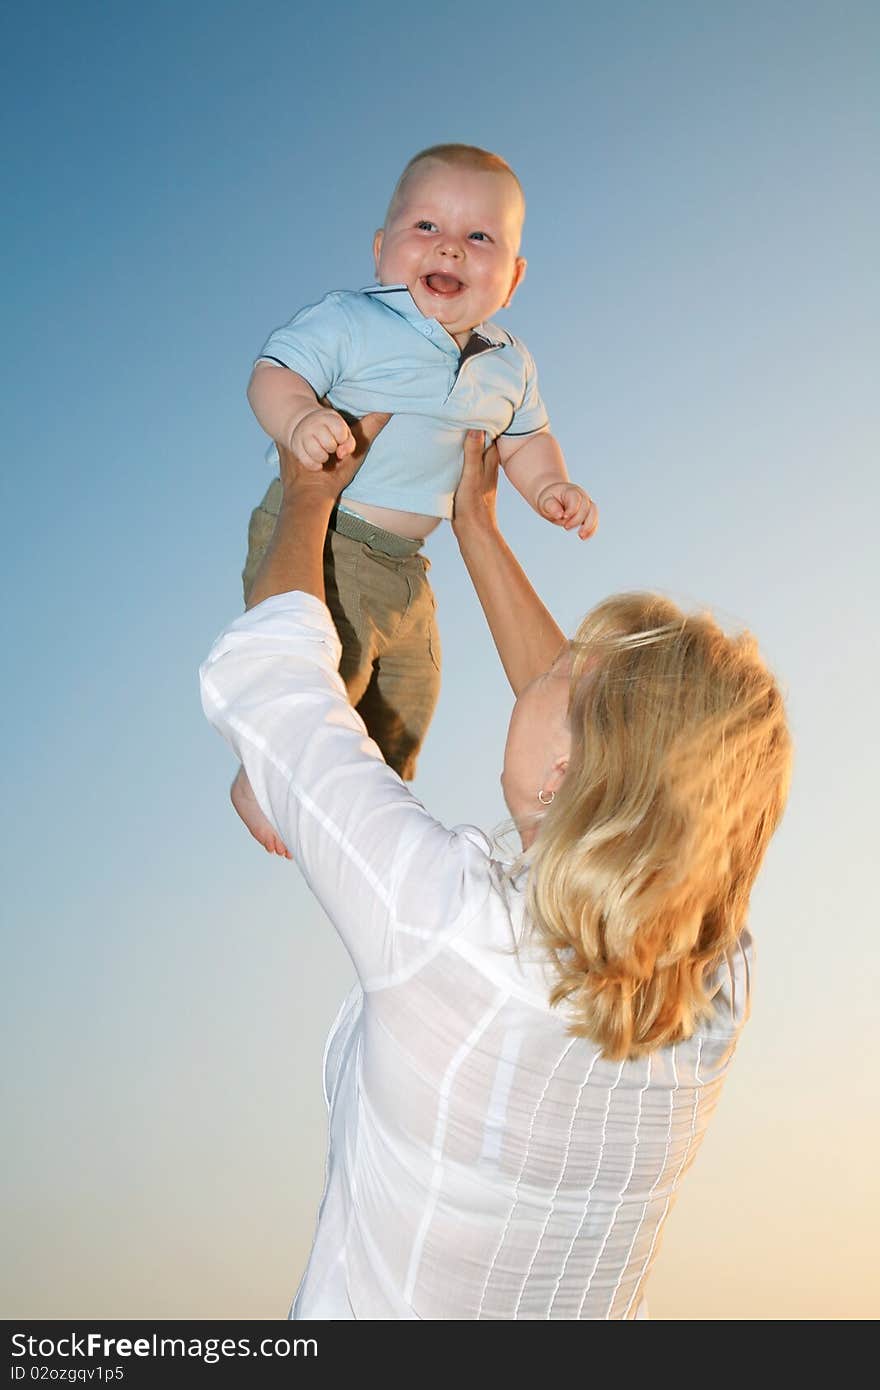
[405,994,509,1302]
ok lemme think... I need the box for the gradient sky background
[3,0,877,1319]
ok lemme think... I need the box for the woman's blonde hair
[527,593,792,1061]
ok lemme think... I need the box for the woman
[200,420,791,1319]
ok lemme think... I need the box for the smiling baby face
[373,156,527,349]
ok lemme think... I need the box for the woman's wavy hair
[527,593,792,1061]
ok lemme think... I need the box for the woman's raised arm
[201,410,494,990]
[451,431,597,695]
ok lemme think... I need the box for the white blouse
[200,592,752,1321]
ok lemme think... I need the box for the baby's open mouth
[422,273,464,296]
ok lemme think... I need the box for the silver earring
[537,789,555,805]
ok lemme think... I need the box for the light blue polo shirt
[258,284,549,519]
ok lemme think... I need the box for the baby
[234,143,596,855]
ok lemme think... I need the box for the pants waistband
[330,507,424,557]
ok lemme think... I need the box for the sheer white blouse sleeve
[199,591,492,990]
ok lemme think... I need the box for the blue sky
[3,0,878,1317]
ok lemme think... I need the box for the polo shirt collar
[359,283,507,350]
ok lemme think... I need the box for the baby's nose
[438,239,464,258]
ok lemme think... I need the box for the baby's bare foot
[230,766,292,858]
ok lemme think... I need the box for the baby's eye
[469,231,492,242]
[415,220,438,232]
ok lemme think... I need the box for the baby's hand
[536,482,598,540]
[291,407,356,469]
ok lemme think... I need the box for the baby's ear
[372,229,384,274]
[504,256,527,307]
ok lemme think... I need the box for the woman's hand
[246,410,391,612]
[451,429,501,537]
[277,408,392,504]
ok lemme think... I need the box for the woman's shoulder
[436,843,564,1010]
[706,927,755,1036]
[667,929,756,1082]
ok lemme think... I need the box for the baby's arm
[247,362,356,467]
[496,431,597,540]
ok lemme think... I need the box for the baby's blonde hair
[527,593,792,1061]
[386,143,525,223]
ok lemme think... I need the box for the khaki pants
[242,479,441,781]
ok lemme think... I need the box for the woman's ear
[544,751,569,796]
